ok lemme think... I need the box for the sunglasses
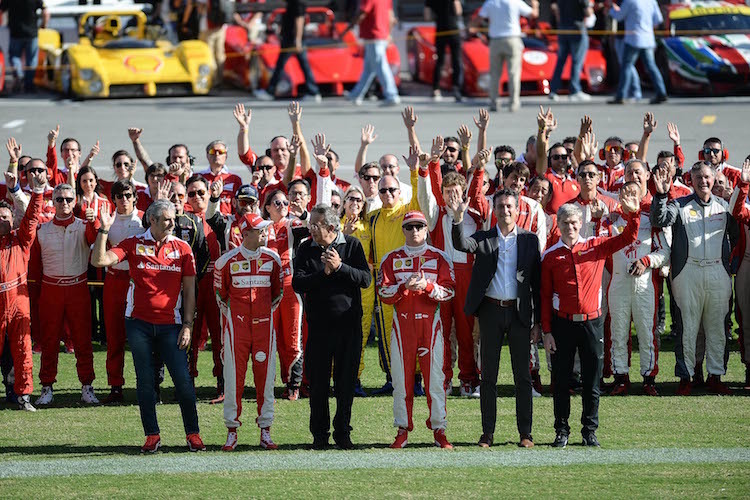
[114,192,134,200]
[403,224,426,231]
[379,187,399,195]
[331,202,341,210]
[362,174,380,182]
[238,198,257,206]
[26,167,46,174]
[170,193,186,202]
[273,199,290,208]
[346,196,364,204]
[495,158,512,165]
[114,161,132,168]
[256,164,274,171]
[703,147,721,155]
[551,154,568,161]
[578,171,598,179]
[187,190,206,198]
[605,145,623,154]
[55,196,74,204]
[209,148,227,155]
[445,147,458,153]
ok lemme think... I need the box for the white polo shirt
[479,0,533,38]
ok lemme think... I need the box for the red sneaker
[141,434,161,453]
[186,433,206,452]
[642,383,660,397]
[260,427,278,450]
[390,428,408,449]
[222,429,238,451]
[676,379,692,396]
[609,383,629,396]
[433,429,453,449]
[707,375,731,395]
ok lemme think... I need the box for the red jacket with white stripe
[377,244,455,310]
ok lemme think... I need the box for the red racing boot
[222,428,238,451]
[676,378,692,396]
[433,429,453,449]
[390,428,408,449]
[141,434,161,453]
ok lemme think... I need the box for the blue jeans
[617,43,667,100]
[349,39,399,102]
[550,32,588,94]
[614,38,641,99]
[9,37,38,91]
[126,318,199,436]
[267,44,320,96]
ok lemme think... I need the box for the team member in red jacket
[198,140,243,215]
[34,183,100,406]
[378,211,455,450]
[214,213,283,451]
[0,168,44,411]
[541,187,641,448]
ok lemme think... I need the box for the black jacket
[452,222,541,327]
[292,232,371,325]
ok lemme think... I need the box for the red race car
[407,17,607,97]
[225,6,401,96]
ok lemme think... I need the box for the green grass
[1,336,749,497]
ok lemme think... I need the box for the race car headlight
[196,77,209,89]
[89,79,103,94]
[198,64,211,77]
[477,72,490,91]
[80,69,94,81]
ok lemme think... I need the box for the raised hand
[311,133,327,157]
[619,186,641,214]
[474,148,491,171]
[99,208,115,230]
[233,103,252,128]
[27,169,45,189]
[48,124,60,147]
[473,108,490,130]
[88,140,100,161]
[251,169,263,185]
[580,131,598,160]
[127,127,142,142]
[579,115,593,136]
[643,112,657,135]
[652,164,671,194]
[742,158,750,184]
[430,136,445,161]
[343,214,358,235]
[288,101,301,124]
[667,122,680,145]
[288,134,301,159]
[4,172,17,190]
[361,124,377,145]
[210,177,224,198]
[445,187,469,220]
[403,144,421,171]
[401,106,418,129]
[313,142,331,172]
[168,162,183,178]
[544,108,557,137]
[6,137,21,162]
[85,207,96,222]
[155,179,172,201]
[457,124,472,148]
[590,199,605,220]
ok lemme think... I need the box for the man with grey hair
[292,204,372,450]
[652,161,736,396]
[35,183,100,407]
[542,186,641,448]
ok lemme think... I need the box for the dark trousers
[433,33,463,91]
[267,40,320,96]
[126,318,199,436]
[305,319,362,442]
[551,315,604,437]
[477,300,532,437]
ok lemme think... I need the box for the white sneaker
[459,383,474,398]
[301,93,322,103]
[532,387,542,398]
[18,395,37,412]
[81,385,99,404]
[569,91,592,102]
[36,386,53,405]
[222,429,238,451]
[254,88,274,101]
[433,89,443,102]
[260,427,278,450]
[548,92,560,101]
[445,380,453,397]
[470,385,480,398]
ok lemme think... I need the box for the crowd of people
[0,101,748,453]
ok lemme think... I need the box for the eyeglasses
[551,154,568,161]
[331,202,341,210]
[114,192,134,200]
[346,196,364,204]
[170,193,186,202]
[703,147,722,155]
[379,187,399,195]
[209,148,227,155]
[604,145,623,154]
[187,190,206,198]
[114,161,132,168]
[55,196,74,204]
[578,171,598,179]
[445,147,458,153]
[495,158,512,165]
[362,174,380,182]
[256,164,274,171]
[403,224,426,231]
[26,167,46,174]
[272,199,290,208]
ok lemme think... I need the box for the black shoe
[453,88,464,103]
[582,432,601,447]
[312,436,330,450]
[372,381,393,396]
[353,380,368,397]
[478,433,493,448]
[649,94,668,104]
[552,433,568,448]
[334,434,355,450]
[607,98,625,105]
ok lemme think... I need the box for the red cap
[402,211,427,227]
[239,213,272,232]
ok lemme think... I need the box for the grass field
[1,335,749,498]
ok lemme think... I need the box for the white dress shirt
[486,225,518,300]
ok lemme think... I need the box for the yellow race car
[37,10,215,98]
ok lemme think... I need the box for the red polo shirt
[545,168,579,214]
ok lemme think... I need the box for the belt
[555,309,601,322]
[486,297,515,308]
[687,258,721,267]
[106,269,130,279]
[42,272,87,287]
[0,274,26,293]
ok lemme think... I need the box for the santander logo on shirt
[137,261,182,272]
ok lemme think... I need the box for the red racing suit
[378,244,455,431]
[214,245,283,429]
[0,190,43,396]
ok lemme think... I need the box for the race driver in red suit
[0,168,44,411]
[214,213,283,451]
[378,211,456,450]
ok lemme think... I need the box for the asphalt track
[1,447,749,478]
[1,89,749,188]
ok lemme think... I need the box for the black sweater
[292,233,372,326]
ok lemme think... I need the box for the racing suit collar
[239,245,261,259]
[404,243,427,256]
